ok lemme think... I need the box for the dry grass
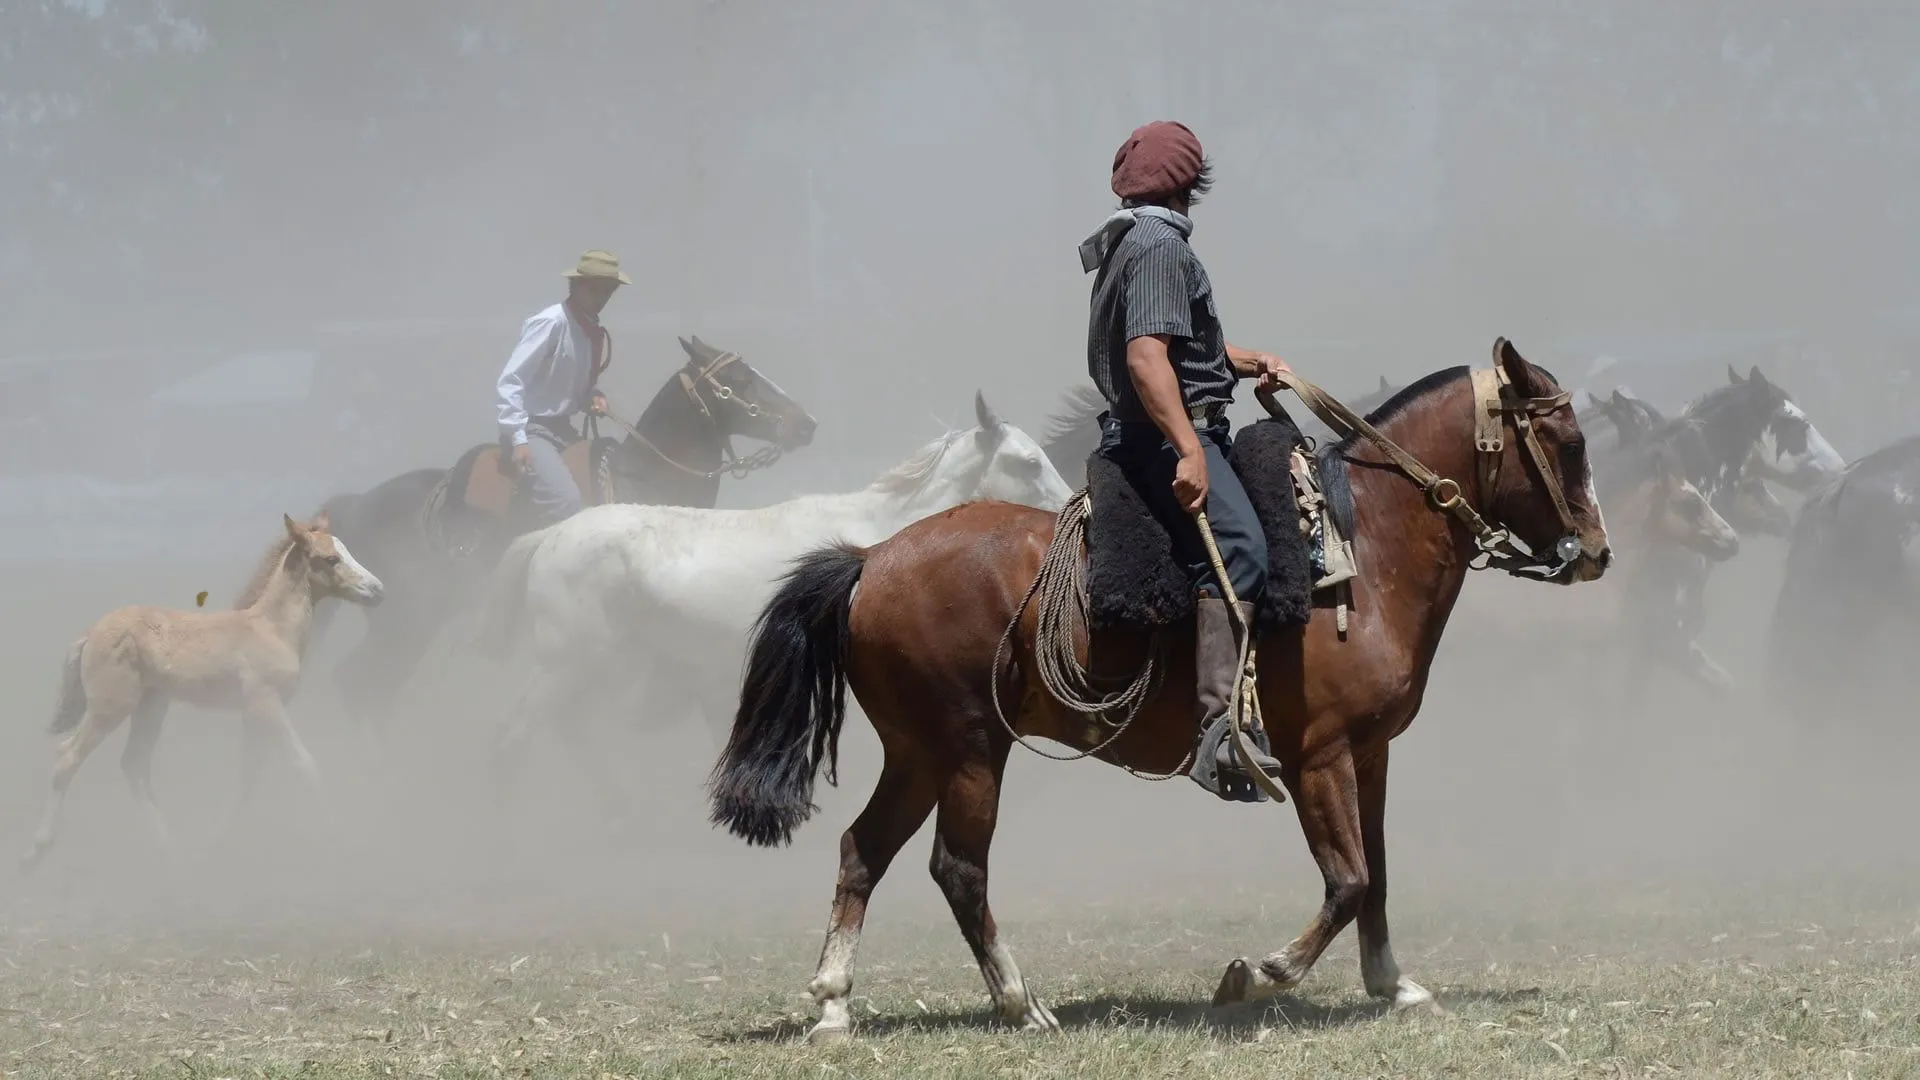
[2,883,1917,1079]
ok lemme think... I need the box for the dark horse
[307,335,817,733]
[1041,375,1404,488]
[1766,434,1920,739]
[709,341,1610,1041]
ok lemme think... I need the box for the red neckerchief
[564,299,611,385]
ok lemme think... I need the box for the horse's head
[1484,339,1613,583]
[1643,443,1741,562]
[1595,387,1665,448]
[678,335,818,451]
[898,392,1073,513]
[1720,363,1844,491]
[1715,454,1794,538]
[285,510,383,606]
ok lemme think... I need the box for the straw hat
[563,249,633,285]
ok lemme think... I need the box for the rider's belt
[1189,403,1227,425]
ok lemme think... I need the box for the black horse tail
[49,638,86,735]
[707,543,867,848]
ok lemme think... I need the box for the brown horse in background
[709,340,1611,1041]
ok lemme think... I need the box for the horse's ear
[1727,363,1745,385]
[283,513,309,544]
[1748,364,1769,387]
[974,391,1004,433]
[310,509,330,532]
[678,336,697,357]
[1611,389,1630,405]
[1378,374,1391,391]
[690,334,708,350]
[1493,336,1533,390]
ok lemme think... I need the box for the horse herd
[21,336,1920,1042]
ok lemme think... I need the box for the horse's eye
[324,555,342,567]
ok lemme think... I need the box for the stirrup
[1186,711,1283,804]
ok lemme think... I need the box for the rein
[1265,343,1582,581]
[593,351,786,484]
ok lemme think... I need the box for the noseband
[1269,339,1585,581]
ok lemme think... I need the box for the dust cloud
[1,1,1917,959]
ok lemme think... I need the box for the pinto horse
[709,340,1611,1041]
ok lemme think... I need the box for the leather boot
[1186,596,1287,803]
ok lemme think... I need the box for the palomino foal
[22,512,383,871]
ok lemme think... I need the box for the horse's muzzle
[782,412,819,450]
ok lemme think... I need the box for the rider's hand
[511,442,533,473]
[589,391,608,416]
[1172,449,1210,515]
[1253,353,1293,392]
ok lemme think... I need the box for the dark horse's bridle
[589,349,788,486]
[1269,338,1586,581]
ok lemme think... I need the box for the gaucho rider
[495,248,628,525]
[1080,121,1293,802]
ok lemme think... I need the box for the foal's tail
[49,638,86,735]
[708,543,866,848]
[471,528,545,659]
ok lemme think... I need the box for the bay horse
[709,340,1611,1040]
[470,392,1072,831]
[22,512,384,872]
[304,335,816,736]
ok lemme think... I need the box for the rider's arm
[1226,343,1292,380]
[1122,238,1203,459]
[496,313,560,446]
[1127,334,1203,460]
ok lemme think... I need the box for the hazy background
[1,0,1917,942]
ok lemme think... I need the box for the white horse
[472,392,1075,817]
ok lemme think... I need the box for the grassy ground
[3,883,1917,1079]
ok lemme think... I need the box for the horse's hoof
[1020,1003,1062,1033]
[1211,958,1253,1007]
[805,1022,852,1045]
[1397,999,1446,1018]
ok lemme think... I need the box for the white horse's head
[879,392,1074,515]
[1728,365,1846,491]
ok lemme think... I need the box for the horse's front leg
[1213,747,1368,1007]
[1352,745,1440,1014]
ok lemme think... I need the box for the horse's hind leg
[1213,749,1368,1007]
[929,749,1058,1033]
[119,695,175,860]
[806,756,938,1044]
[21,697,133,872]
[1352,746,1439,1014]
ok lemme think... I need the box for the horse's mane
[230,530,301,610]
[870,430,966,496]
[1043,385,1107,445]
[1328,366,1470,454]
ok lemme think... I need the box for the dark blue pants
[1098,415,1268,603]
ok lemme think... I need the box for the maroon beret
[1110,121,1204,202]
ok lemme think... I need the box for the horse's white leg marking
[979,940,1058,1031]
[807,926,861,1042]
[1361,936,1436,1012]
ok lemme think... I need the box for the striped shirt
[1085,214,1234,424]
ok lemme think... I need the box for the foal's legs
[21,689,136,872]
[929,747,1058,1032]
[1352,747,1438,1013]
[1213,748,1370,1006]
[119,694,176,859]
[805,756,938,1043]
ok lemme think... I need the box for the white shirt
[496,302,601,446]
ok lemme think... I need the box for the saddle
[1083,413,1358,634]
[444,434,617,525]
